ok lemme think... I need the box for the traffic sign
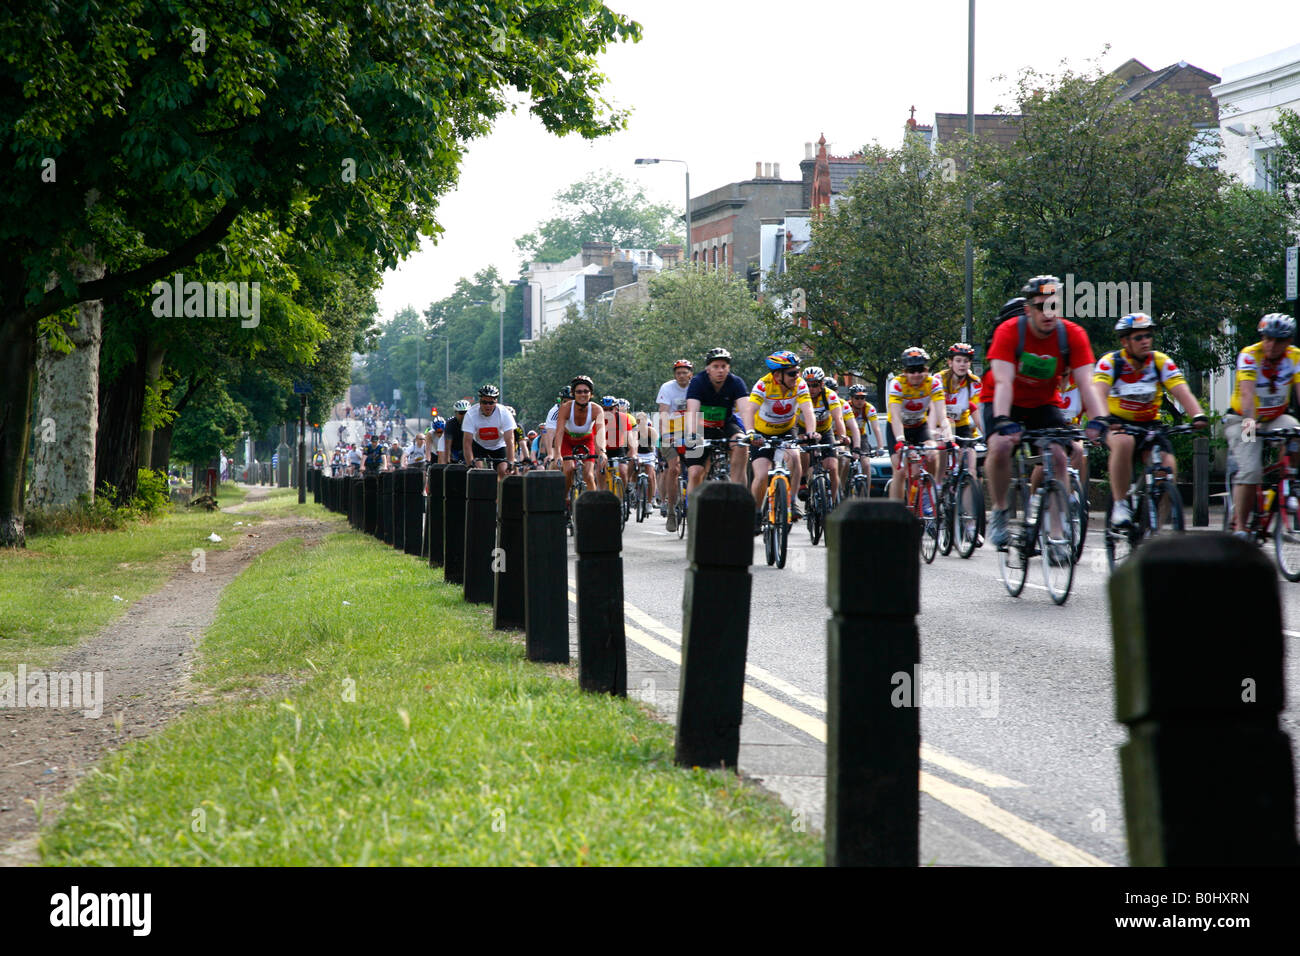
[1286,246,1298,302]
[293,381,312,394]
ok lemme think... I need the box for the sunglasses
[1129,332,1154,342]
[480,399,496,405]
[573,388,591,395]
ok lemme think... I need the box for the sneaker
[989,508,1010,548]
[1232,529,1251,541]
[791,506,802,521]
[975,534,985,548]
[754,511,763,536]
[1110,499,1132,527]
[666,511,677,533]
[1047,541,1071,567]
[797,486,809,502]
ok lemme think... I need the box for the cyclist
[799,366,853,504]
[1224,313,1300,535]
[541,386,570,467]
[984,275,1108,560]
[940,343,983,480]
[439,399,470,464]
[599,396,633,495]
[553,374,605,500]
[462,385,516,478]
[1094,312,1209,527]
[657,359,694,523]
[683,348,750,521]
[886,347,950,503]
[632,411,659,511]
[741,349,817,533]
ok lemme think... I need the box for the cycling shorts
[560,433,597,460]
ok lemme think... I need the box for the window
[1255,146,1279,192]
[721,242,728,270]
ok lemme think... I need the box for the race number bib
[1018,352,1057,380]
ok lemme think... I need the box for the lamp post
[963,0,975,347]
[635,158,690,265]
[416,331,435,434]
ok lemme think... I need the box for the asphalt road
[586,496,1300,866]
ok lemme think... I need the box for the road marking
[1285,630,1300,639]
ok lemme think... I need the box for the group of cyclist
[342,273,1295,553]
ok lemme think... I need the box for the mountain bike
[936,436,983,559]
[802,440,841,546]
[758,435,807,569]
[883,443,940,563]
[562,447,595,537]
[630,456,651,523]
[996,427,1080,605]
[1223,426,1300,581]
[1103,422,1196,571]
[604,454,629,530]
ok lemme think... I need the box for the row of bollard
[313,464,1298,868]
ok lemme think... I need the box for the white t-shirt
[462,405,517,451]
[436,434,445,454]
[656,379,688,445]
[544,403,560,430]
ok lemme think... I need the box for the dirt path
[0,487,335,865]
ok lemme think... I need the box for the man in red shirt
[985,275,1108,554]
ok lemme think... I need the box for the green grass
[40,523,820,866]
[0,482,250,670]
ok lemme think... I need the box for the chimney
[805,142,813,160]
[581,241,614,268]
[773,162,780,179]
[655,244,681,267]
[755,161,763,179]
[612,260,636,288]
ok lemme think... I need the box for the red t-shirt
[984,318,1094,408]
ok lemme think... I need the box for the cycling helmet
[848,383,869,396]
[901,347,930,369]
[503,405,515,416]
[431,417,446,432]
[1020,275,1062,298]
[478,384,500,399]
[673,358,694,370]
[1259,313,1297,339]
[705,347,732,365]
[949,342,975,357]
[601,395,618,408]
[802,366,826,384]
[453,399,471,412]
[570,375,593,393]
[1114,313,1156,335]
[618,398,630,410]
[998,297,1027,321]
[765,349,801,371]
[824,376,838,389]
[557,385,572,401]
[526,430,537,439]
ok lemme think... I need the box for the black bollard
[363,474,378,536]
[378,471,394,544]
[427,465,446,567]
[403,468,424,558]
[575,490,625,696]
[825,500,920,867]
[442,465,468,585]
[348,476,361,529]
[1110,535,1299,865]
[523,471,568,663]
[392,469,406,551]
[464,470,498,605]
[493,476,526,631]
[674,482,753,771]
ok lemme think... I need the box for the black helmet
[1020,275,1062,299]
[901,347,930,369]
[705,347,732,365]
[998,297,1027,321]
[557,385,572,401]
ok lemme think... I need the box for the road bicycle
[1103,422,1197,571]
[604,454,630,530]
[996,427,1082,605]
[561,447,596,537]
[1222,426,1300,581]
[757,435,809,569]
[936,436,984,559]
[676,435,745,540]
[884,442,940,563]
[629,456,652,523]
[801,440,843,546]
[1067,463,1088,563]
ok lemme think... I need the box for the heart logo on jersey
[772,400,792,415]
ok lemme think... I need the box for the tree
[964,61,1291,379]
[515,171,679,264]
[765,137,967,402]
[1,0,640,545]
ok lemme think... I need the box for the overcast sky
[375,0,1294,324]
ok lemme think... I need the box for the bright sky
[375,0,1294,324]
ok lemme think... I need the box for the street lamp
[635,158,690,266]
[416,331,435,434]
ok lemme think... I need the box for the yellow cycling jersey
[808,387,844,434]
[940,370,981,428]
[850,401,880,429]
[1230,341,1300,422]
[1093,349,1185,423]
[886,373,944,427]
[749,373,811,435]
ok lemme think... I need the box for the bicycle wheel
[955,472,982,559]
[772,475,790,569]
[762,488,777,566]
[677,492,688,539]
[853,473,871,499]
[1037,481,1075,605]
[937,481,954,556]
[998,481,1029,597]
[637,476,649,522]
[1274,487,1300,581]
[1149,480,1185,536]
[808,475,828,546]
[918,473,939,564]
[1070,471,1089,562]
[1104,495,1137,572]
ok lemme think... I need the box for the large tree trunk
[25,253,106,513]
[95,335,149,506]
[151,422,174,475]
[136,343,166,470]
[0,314,39,547]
